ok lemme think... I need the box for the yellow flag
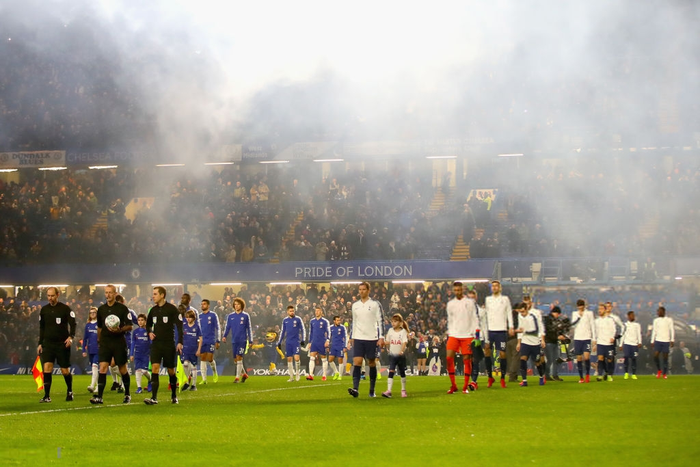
[176,357,187,393]
[32,356,44,392]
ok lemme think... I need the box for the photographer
[544,306,570,381]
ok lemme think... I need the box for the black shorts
[41,342,71,368]
[353,339,379,361]
[151,344,177,369]
[98,338,129,367]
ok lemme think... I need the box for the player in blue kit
[277,305,306,382]
[197,299,220,385]
[306,306,330,381]
[222,298,252,383]
[82,307,99,393]
[328,316,348,380]
[130,314,152,394]
[181,309,202,391]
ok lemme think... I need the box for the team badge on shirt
[56,318,61,324]
[163,316,169,323]
[153,317,157,323]
[70,311,76,318]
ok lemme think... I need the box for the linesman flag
[176,357,187,393]
[32,356,44,392]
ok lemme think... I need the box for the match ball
[105,314,120,331]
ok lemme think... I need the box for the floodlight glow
[210,282,243,286]
[38,167,67,171]
[259,160,289,164]
[89,165,118,170]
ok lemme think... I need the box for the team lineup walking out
[30,280,680,407]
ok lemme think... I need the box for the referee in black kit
[37,287,76,403]
[144,286,184,405]
[91,284,133,405]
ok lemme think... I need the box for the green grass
[1,374,699,466]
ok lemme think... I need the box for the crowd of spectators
[461,155,700,261]
[0,29,143,151]
[2,281,697,372]
[0,163,447,265]
[2,153,700,266]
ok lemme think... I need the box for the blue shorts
[329,346,344,359]
[623,344,639,358]
[574,340,591,356]
[353,339,379,361]
[489,331,507,352]
[654,341,670,353]
[88,353,99,365]
[232,341,247,357]
[285,342,300,357]
[310,341,326,354]
[520,343,541,361]
[201,342,217,354]
[182,353,198,365]
[597,344,614,359]
[134,356,150,371]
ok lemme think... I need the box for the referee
[144,286,184,405]
[90,284,133,405]
[37,287,76,403]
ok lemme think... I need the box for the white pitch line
[0,383,344,418]
[205,382,342,399]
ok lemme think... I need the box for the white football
[105,314,120,331]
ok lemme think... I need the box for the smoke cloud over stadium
[1,0,699,264]
[3,0,697,149]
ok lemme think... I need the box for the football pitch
[1,375,699,466]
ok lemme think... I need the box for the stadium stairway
[86,211,108,239]
[638,209,660,241]
[270,211,304,263]
[450,234,470,261]
[429,187,446,212]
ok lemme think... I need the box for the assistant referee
[144,286,184,405]
[37,287,76,403]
